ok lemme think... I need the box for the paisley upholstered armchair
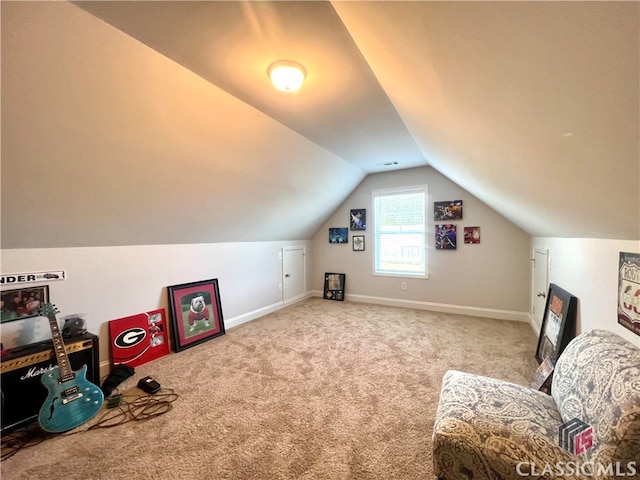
[432,329,640,480]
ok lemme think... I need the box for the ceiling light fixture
[268,60,306,92]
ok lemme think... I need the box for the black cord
[86,388,178,429]
[1,388,178,460]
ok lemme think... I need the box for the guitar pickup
[61,385,83,404]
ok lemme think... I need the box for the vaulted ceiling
[2,1,638,249]
[74,0,640,240]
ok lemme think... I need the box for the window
[372,185,428,278]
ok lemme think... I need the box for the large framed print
[535,284,577,364]
[167,279,225,352]
[618,252,640,336]
[1,285,50,323]
[109,308,170,367]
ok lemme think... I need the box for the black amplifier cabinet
[0,333,100,433]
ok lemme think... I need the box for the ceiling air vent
[376,161,399,167]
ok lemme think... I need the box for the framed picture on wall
[350,209,366,230]
[535,284,577,364]
[352,235,365,251]
[323,273,346,301]
[464,226,481,244]
[329,228,348,244]
[435,224,457,250]
[618,251,640,337]
[1,285,50,323]
[167,278,225,352]
[434,200,463,221]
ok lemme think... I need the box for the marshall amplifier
[0,333,99,433]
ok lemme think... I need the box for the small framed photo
[535,283,577,364]
[167,278,225,352]
[1,285,50,323]
[434,200,463,221]
[352,235,365,251]
[464,226,481,244]
[329,228,348,244]
[350,209,366,230]
[324,273,345,301]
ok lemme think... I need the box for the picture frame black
[350,209,366,230]
[167,278,225,352]
[1,285,50,323]
[323,273,346,301]
[535,283,577,364]
[352,235,365,251]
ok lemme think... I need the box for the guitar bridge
[61,385,83,404]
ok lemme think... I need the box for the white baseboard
[100,292,528,377]
[99,294,315,378]
[310,290,529,323]
[225,301,286,330]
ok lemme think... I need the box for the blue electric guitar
[38,303,104,432]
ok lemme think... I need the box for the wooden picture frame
[535,283,577,364]
[167,278,225,352]
[1,285,50,323]
[323,273,345,301]
[352,235,365,251]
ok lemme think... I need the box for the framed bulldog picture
[167,278,225,352]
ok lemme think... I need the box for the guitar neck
[46,314,74,381]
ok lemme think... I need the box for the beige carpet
[1,298,538,479]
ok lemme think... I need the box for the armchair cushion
[432,370,576,480]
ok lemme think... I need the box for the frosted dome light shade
[268,61,306,92]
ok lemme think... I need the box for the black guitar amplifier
[0,333,100,433]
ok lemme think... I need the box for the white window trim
[371,184,429,279]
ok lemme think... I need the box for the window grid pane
[373,187,427,277]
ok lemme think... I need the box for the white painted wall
[0,240,312,373]
[311,167,532,320]
[531,237,640,348]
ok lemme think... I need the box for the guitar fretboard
[45,310,75,382]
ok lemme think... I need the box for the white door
[532,247,549,334]
[282,246,306,304]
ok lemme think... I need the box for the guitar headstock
[38,303,60,319]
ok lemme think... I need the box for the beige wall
[311,167,531,318]
[531,237,640,348]
[1,241,313,374]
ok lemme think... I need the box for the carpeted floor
[1,298,538,479]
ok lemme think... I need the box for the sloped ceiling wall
[1,1,638,249]
[333,1,639,240]
[0,2,365,248]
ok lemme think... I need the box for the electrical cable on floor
[1,388,178,461]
